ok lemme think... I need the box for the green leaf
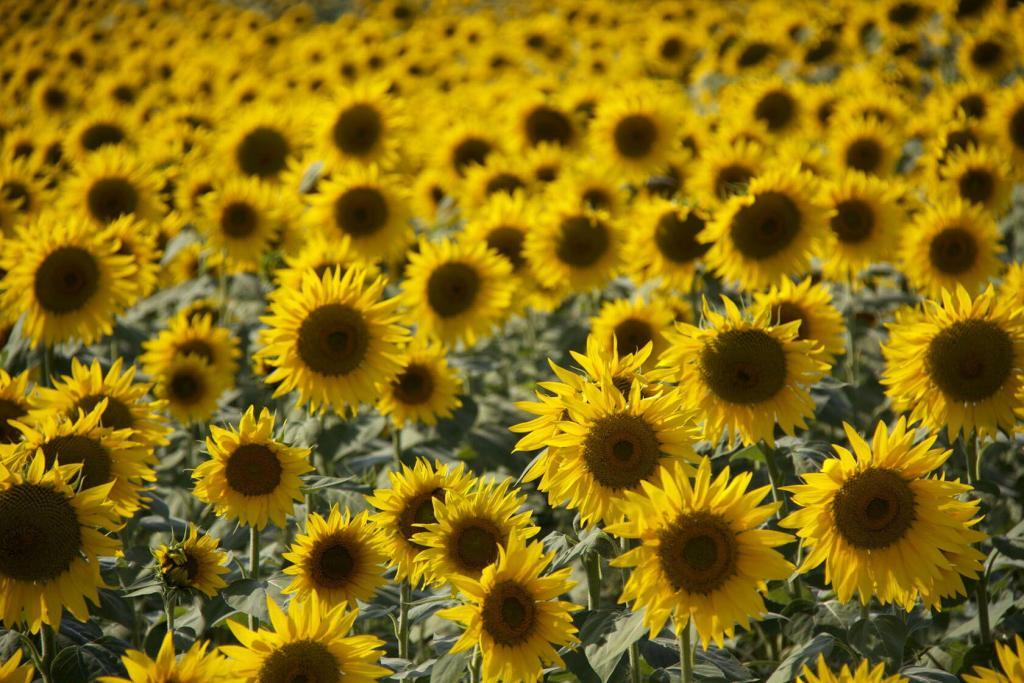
[584,609,647,682]
[899,668,959,683]
[730,444,766,464]
[766,634,834,683]
[430,650,470,683]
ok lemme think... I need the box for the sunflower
[376,339,463,428]
[736,78,806,138]
[220,108,302,181]
[282,506,387,608]
[460,191,535,280]
[198,176,281,270]
[10,400,154,518]
[305,164,412,262]
[400,237,512,347]
[958,23,1016,83]
[434,120,502,179]
[530,376,697,527]
[221,597,388,682]
[0,451,121,633]
[412,477,538,587]
[750,277,847,365]
[508,92,579,150]
[796,655,911,683]
[544,161,627,215]
[98,632,228,683]
[154,523,229,598]
[590,86,680,181]
[438,532,579,682]
[365,458,475,587]
[141,311,240,382]
[626,197,710,292]
[65,107,134,163]
[193,406,312,530]
[660,297,828,446]
[989,80,1024,168]
[318,80,405,168]
[829,116,902,177]
[102,216,161,298]
[607,458,794,648]
[0,214,138,347]
[882,286,1024,439]
[900,199,1002,298]
[964,635,1024,683]
[937,145,1013,216]
[644,24,693,78]
[702,167,828,291]
[258,267,408,415]
[28,357,170,451]
[590,296,675,362]
[0,370,30,457]
[524,199,622,293]
[781,418,986,609]
[0,157,49,228]
[274,231,378,292]
[457,154,532,212]
[0,649,32,683]
[60,147,165,227]
[154,352,229,425]
[819,171,904,280]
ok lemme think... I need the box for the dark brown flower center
[754,91,796,132]
[87,177,139,223]
[311,535,357,588]
[613,318,654,356]
[426,262,481,318]
[452,137,492,176]
[296,303,370,377]
[926,318,1013,402]
[1009,106,1024,151]
[0,399,26,444]
[582,413,661,490]
[451,519,501,573]
[257,639,340,683]
[0,483,82,582]
[525,106,573,147]
[729,191,801,260]
[484,173,526,197]
[928,226,978,275]
[485,227,526,271]
[958,169,994,205]
[700,328,788,404]
[970,41,1003,69]
[391,364,435,405]
[235,127,289,179]
[555,215,610,267]
[481,580,538,646]
[655,210,709,263]
[845,138,883,173]
[715,164,754,200]
[658,511,738,594]
[831,198,875,244]
[168,368,205,404]
[832,468,915,549]
[613,114,657,159]
[333,186,389,238]
[225,444,283,497]
[33,246,101,314]
[398,487,444,548]
[41,434,111,490]
[71,394,134,431]
[771,302,809,340]
[332,103,382,157]
[221,201,259,238]
[81,123,125,151]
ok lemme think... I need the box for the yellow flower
[964,635,1024,683]
[607,458,794,648]
[438,532,580,682]
[589,85,681,181]
[750,277,847,365]
[659,297,828,446]
[154,523,229,598]
[781,418,986,609]
[98,632,228,683]
[376,339,463,428]
[0,451,121,633]
[282,506,387,609]
[881,286,1024,439]
[796,655,910,683]
[193,406,313,530]
[0,648,33,683]
[220,598,390,683]
[819,171,904,280]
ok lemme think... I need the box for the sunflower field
[4,0,1024,682]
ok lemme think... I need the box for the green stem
[964,433,981,486]
[621,537,641,683]
[679,621,693,683]
[39,624,55,683]
[164,595,176,643]
[468,646,481,683]
[860,599,870,620]
[844,277,858,387]
[584,551,601,610]
[249,526,261,631]
[40,345,53,389]
[397,581,411,660]
[976,565,991,645]
[392,428,404,470]
[760,441,789,514]
[18,633,45,683]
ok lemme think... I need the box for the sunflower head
[154,523,229,598]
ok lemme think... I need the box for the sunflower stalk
[39,624,55,683]
[584,550,602,609]
[397,580,412,660]
[621,537,641,683]
[40,345,54,389]
[164,593,176,645]
[760,441,789,514]
[468,646,481,683]
[679,621,694,683]
[18,632,47,683]
[965,432,991,644]
[249,526,260,631]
